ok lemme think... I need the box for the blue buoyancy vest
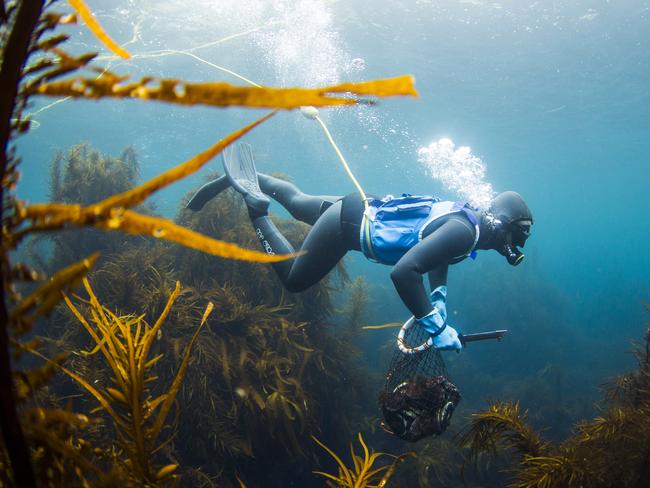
[359,195,480,265]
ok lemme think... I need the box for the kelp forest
[1,1,649,487]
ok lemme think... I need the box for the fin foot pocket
[222,142,270,215]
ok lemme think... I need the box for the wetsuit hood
[479,191,533,265]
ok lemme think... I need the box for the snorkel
[482,212,528,266]
[499,240,524,266]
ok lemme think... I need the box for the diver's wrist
[416,309,447,337]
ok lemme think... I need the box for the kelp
[461,401,548,459]
[460,317,650,488]
[13,112,294,264]
[0,0,416,485]
[32,74,417,109]
[412,437,462,488]
[29,278,212,485]
[67,0,130,59]
[312,433,415,488]
[33,150,378,486]
[31,144,148,271]
[10,253,97,332]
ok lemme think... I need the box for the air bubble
[350,57,366,71]
[417,138,494,208]
[71,80,86,93]
[173,83,187,98]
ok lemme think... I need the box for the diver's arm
[390,219,475,318]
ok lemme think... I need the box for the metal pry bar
[459,329,508,346]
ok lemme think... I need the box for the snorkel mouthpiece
[502,242,524,266]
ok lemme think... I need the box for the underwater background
[10,0,650,486]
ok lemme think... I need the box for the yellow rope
[362,322,401,330]
[312,114,368,210]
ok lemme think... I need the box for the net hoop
[397,316,434,355]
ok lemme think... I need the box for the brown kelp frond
[95,209,292,263]
[91,112,274,212]
[28,279,210,485]
[19,111,270,218]
[460,401,548,460]
[10,253,98,332]
[31,74,418,109]
[512,453,587,488]
[21,204,291,263]
[67,0,130,59]
[312,433,415,488]
[20,406,113,486]
[604,317,650,406]
[13,114,294,263]
[459,318,650,488]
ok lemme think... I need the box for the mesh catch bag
[379,321,461,442]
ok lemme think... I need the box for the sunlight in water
[253,0,347,86]
[417,138,494,208]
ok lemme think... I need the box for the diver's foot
[186,175,230,211]
[222,142,270,217]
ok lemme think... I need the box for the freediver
[186,142,533,351]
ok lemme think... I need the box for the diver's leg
[252,200,348,292]
[257,173,340,225]
[186,170,340,221]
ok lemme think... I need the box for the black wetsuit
[252,174,484,319]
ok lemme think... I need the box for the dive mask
[510,219,532,248]
[486,214,530,266]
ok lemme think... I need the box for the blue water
[17,0,650,438]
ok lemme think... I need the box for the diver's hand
[432,324,463,352]
[416,309,463,352]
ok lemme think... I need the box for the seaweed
[31,278,212,485]
[32,74,417,109]
[67,0,130,59]
[460,315,650,488]
[32,146,376,486]
[0,1,416,485]
[312,432,415,488]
